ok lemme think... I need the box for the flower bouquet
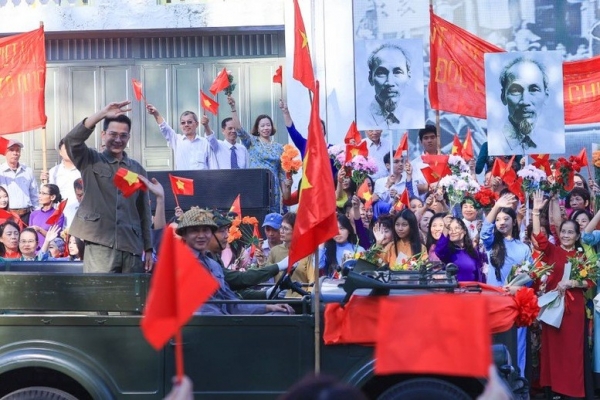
[541,156,575,197]
[327,144,346,170]
[517,165,547,195]
[353,244,386,271]
[347,155,378,185]
[227,215,261,270]
[224,70,236,96]
[281,144,303,179]
[472,187,499,212]
[438,157,480,212]
[505,254,553,287]
[568,250,599,285]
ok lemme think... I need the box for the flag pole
[312,249,321,373]
[40,21,48,184]
[175,329,185,383]
[174,193,180,209]
[435,110,441,153]
[389,131,394,171]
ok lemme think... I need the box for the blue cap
[262,213,283,229]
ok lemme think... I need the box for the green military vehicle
[0,262,522,399]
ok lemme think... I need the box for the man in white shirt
[201,115,249,169]
[0,140,38,224]
[364,129,389,181]
[41,139,82,228]
[146,104,210,170]
[373,152,416,205]
[410,124,439,197]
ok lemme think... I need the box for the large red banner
[429,7,600,125]
[0,27,46,135]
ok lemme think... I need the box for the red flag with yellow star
[344,121,362,145]
[345,141,369,164]
[114,168,147,198]
[451,134,463,156]
[288,81,337,272]
[293,0,315,92]
[394,132,408,159]
[209,68,231,96]
[200,91,219,115]
[228,194,241,217]
[421,154,451,181]
[530,154,551,175]
[169,174,194,196]
[356,180,373,209]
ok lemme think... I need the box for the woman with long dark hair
[0,220,20,259]
[320,214,363,277]
[381,209,425,270]
[434,217,483,282]
[425,212,446,262]
[0,186,25,230]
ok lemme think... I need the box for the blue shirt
[480,219,532,286]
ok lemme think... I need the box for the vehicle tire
[0,387,78,400]
[377,378,471,400]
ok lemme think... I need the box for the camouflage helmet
[176,207,218,235]
[211,209,232,229]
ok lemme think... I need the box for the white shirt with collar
[49,162,81,228]
[0,162,39,209]
[373,173,416,204]
[206,132,249,169]
[159,121,210,170]
[364,137,390,180]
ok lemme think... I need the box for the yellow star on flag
[363,191,372,202]
[299,151,313,193]
[300,30,308,48]
[123,170,139,186]
[176,179,185,190]
[203,99,212,107]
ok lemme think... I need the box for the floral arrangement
[327,144,346,169]
[513,287,541,327]
[448,155,469,175]
[568,250,599,285]
[472,187,499,211]
[327,144,378,185]
[347,155,378,185]
[517,164,547,195]
[506,255,553,287]
[353,244,386,268]
[281,144,303,179]
[437,155,480,210]
[224,71,236,96]
[542,156,575,197]
[390,252,428,272]
[227,215,260,251]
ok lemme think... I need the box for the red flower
[513,287,540,327]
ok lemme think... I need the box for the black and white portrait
[354,38,425,131]
[485,51,565,156]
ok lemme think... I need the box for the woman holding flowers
[434,216,483,282]
[380,209,425,270]
[481,193,532,378]
[228,97,285,213]
[532,190,594,399]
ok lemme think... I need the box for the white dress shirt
[206,133,249,169]
[159,121,210,170]
[365,137,390,180]
[0,162,38,209]
[49,162,82,228]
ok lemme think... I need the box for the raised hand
[102,101,131,119]
[146,103,159,117]
[45,225,61,243]
[227,95,236,109]
[532,189,547,211]
[495,193,516,209]
[138,175,164,199]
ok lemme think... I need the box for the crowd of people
[0,95,599,398]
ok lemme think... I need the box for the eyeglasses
[280,226,292,232]
[105,131,130,140]
[19,240,36,244]
[180,120,196,125]
[39,192,51,196]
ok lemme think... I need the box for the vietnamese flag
[209,68,230,96]
[250,223,262,259]
[420,167,439,185]
[462,128,474,162]
[0,27,47,135]
[421,154,451,180]
[141,224,219,350]
[273,65,283,85]
[375,295,490,377]
[394,132,408,159]
[344,121,362,145]
[228,194,241,217]
[45,199,67,226]
[345,141,369,164]
[0,137,11,155]
[356,180,373,209]
[288,81,338,271]
[200,91,219,115]
[574,148,589,167]
[428,7,503,118]
[531,154,551,176]
[393,189,411,212]
[114,168,147,198]
[451,134,463,156]
[169,174,194,196]
[293,0,315,92]
[132,79,144,101]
